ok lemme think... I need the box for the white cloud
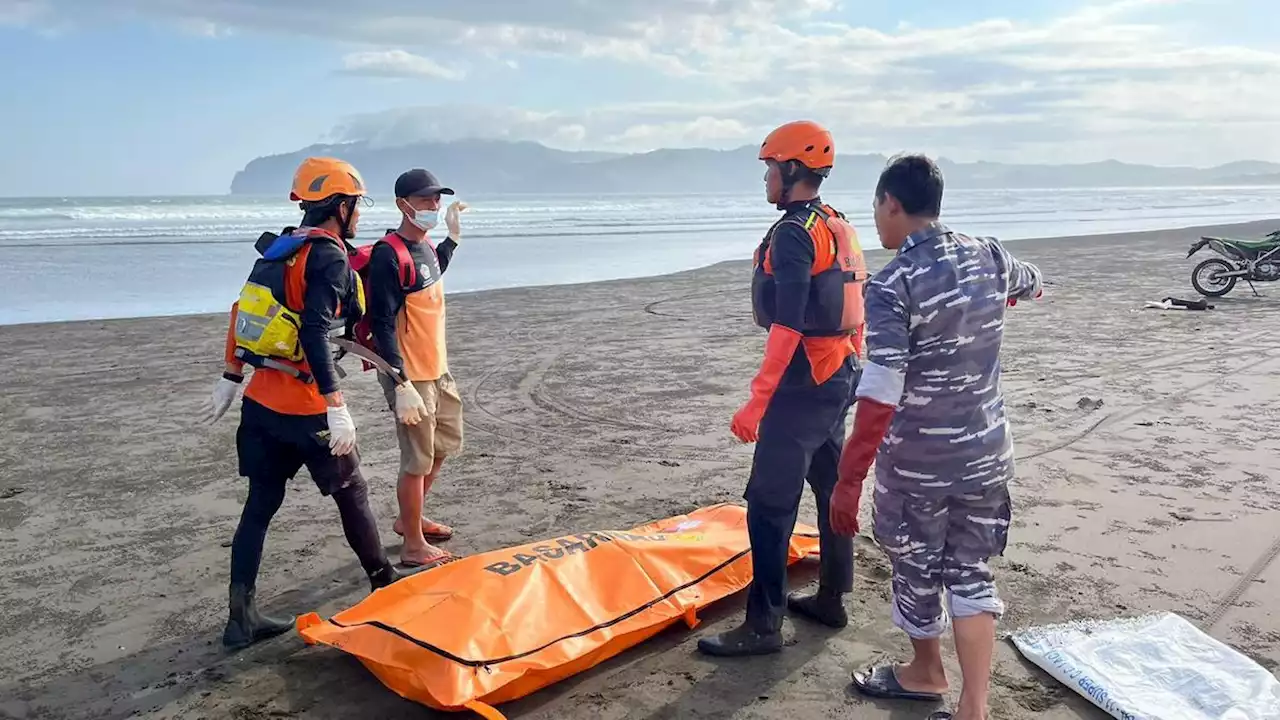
[14,0,1280,164]
[20,0,817,45]
[551,124,588,144]
[329,90,1044,157]
[0,0,49,27]
[606,117,753,146]
[174,17,232,38]
[333,105,570,149]
[338,50,464,81]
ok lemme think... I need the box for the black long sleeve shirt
[298,238,362,396]
[768,202,817,332]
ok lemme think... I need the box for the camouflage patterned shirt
[856,222,1043,497]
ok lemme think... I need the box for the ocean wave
[1,210,1271,249]
[1,188,1277,249]
[0,220,772,248]
[0,210,79,221]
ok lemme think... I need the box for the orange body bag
[297,504,821,717]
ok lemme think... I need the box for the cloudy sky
[2,0,1277,195]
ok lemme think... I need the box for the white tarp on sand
[1012,612,1280,720]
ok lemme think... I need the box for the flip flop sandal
[850,664,944,703]
[394,519,455,542]
[400,550,459,570]
[422,519,454,542]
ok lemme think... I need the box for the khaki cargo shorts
[378,372,465,476]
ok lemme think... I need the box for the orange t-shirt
[802,335,857,385]
[225,307,328,416]
[367,233,451,382]
[398,278,447,382]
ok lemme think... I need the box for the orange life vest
[225,228,362,415]
[751,201,867,342]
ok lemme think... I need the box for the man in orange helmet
[697,121,869,657]
[201,157,406,651]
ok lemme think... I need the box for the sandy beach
[2,219,1279,720]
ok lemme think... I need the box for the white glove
[326,404,357,456]
[445,200,468,240]
[394,382,427,426]
[202,376,241,424]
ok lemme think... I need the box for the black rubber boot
[696,622,783,657]
[368,563,406,592]
[221,584,295,650]
[787,587,849,629]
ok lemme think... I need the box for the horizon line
[5,182,1280,201]
[269,139,1280,172]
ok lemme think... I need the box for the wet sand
[1,219,1279,719]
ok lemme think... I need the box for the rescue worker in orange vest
[202,157,406,651]
[698,121,868,657]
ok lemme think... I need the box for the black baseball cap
[394,168,454,198]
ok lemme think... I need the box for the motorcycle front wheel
[1191,258,1238,297]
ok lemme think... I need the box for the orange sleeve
[224,302,240,366]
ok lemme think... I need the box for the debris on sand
[1013,613,1280,719]
[0,487,25,499]
[1076,397,1104,411]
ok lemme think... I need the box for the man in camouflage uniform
[828,154,1043,720]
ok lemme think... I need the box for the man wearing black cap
[367,168,468,568]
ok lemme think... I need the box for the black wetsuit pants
[743,356,860,634]
[230,398,388,587]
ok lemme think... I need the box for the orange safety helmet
[289,157,367,203]
[759,121,835,177]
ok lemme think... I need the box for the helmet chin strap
[776,160,815,210]
[338,197,357,239]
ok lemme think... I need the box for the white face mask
[403,202,438,231]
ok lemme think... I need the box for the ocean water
[2,187,1279,326]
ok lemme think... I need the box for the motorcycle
[1186,230,1280,297]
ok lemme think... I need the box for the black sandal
[850,664,944,702]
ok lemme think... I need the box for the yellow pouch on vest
[234,281,304,363]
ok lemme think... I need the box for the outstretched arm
[988,238,1043,303]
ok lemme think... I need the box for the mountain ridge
[230,140,1280,195]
